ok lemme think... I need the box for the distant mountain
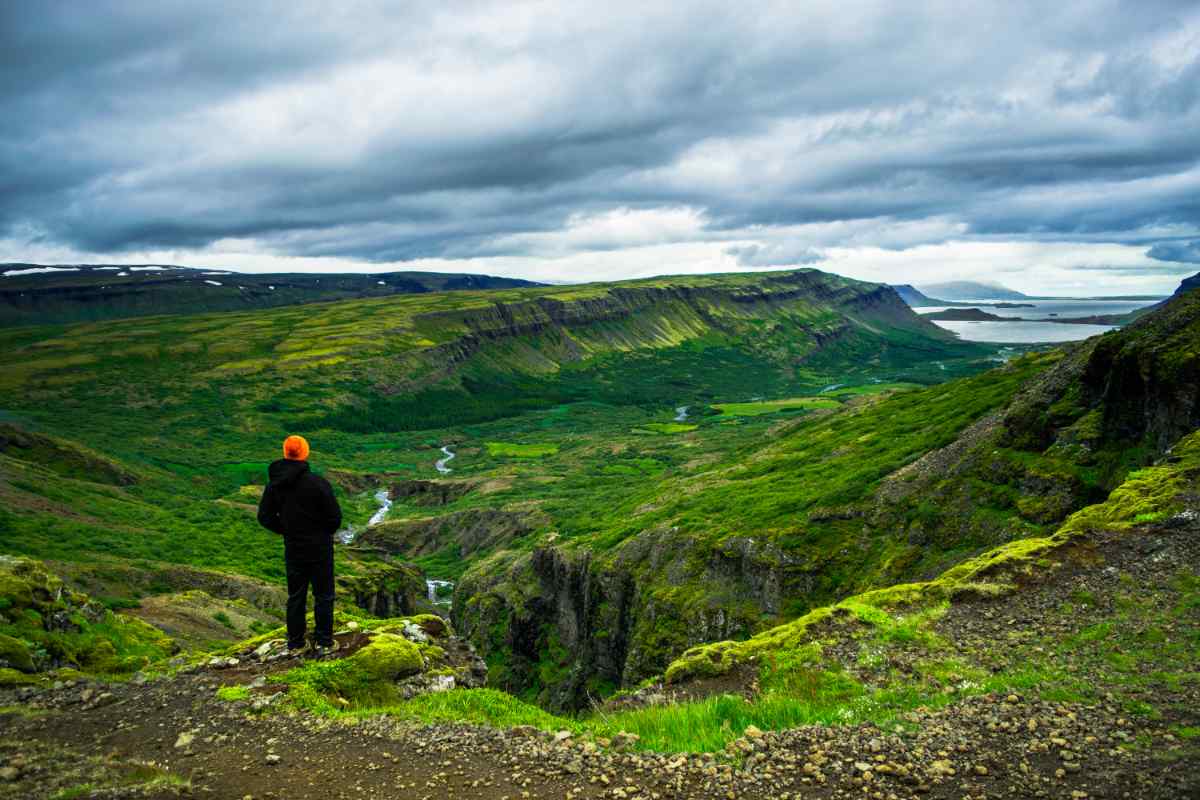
[890,284,947,307]
[0,263,542,326]
[917,280,1029,301]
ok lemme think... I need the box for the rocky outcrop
[222,612,488,701]
[51,560,287,613]
[390,479,478,507]
[358,509,535,559]
[0,556,175,678]
[337,558,428,618]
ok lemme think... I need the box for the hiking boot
[287,641,312,657]
[314,641,340,659]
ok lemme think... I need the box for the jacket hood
[267,458,310,488]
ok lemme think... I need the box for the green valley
[1,266,1197,798]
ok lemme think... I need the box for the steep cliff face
[455,527,805,709]
[326,270,975,433]
[359,509,536,560]
[420,270,927,342]
[397,271,957,386]
[1079,289,1200,452]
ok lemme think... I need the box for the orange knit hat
[283,435,310,461]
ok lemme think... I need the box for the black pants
[285,553,335,649]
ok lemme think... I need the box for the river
[336,487,392,544]
[435,445,456,474]
[367,488,392,526]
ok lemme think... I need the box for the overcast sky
[2,1,1199,294]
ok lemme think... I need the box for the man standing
[257,435,342,655]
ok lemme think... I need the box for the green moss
[349,633,424,680]
[485,442,559,457]
[0,666,40,686]
[637,423,698,434]
[281,633,429,712]
[216,685,250,701]
[712,397,840,417]
[0,633,34,672]
[0,571,35,608]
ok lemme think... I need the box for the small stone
[744,725,764,739]
[610,731,640,751]
[0,767,19,781]
[265,754,281,765]
[974,765,988,776]
[174,731,196,749]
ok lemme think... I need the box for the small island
[921,307,1008,321]
[922,307,1137,325]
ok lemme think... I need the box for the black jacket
[257,459,342,559]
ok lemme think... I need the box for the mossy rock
[0,634,35,673]
[0,571,35,610]
[349,633,425,680]
[412,614,449,638]
[0,667,39,687]
[80,639,119,671]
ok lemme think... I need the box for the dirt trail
[4,656,1197,799]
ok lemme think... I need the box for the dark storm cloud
[1,0,1198,265]
[1147,240,1200,263]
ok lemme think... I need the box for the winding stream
[337,487,392,544]
[367,488,392,526]
[435,445,456,474]
[674,405,689,422]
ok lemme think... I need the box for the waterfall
[426,579,454,605]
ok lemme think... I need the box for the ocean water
[923,298,1161,343]
[931,320,1118,343]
